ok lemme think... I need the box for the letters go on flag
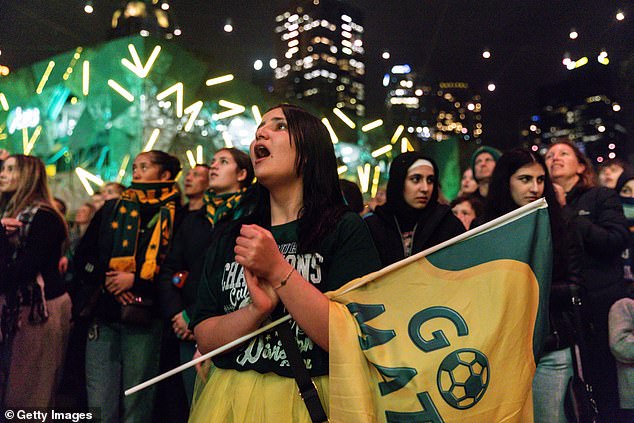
[327,198,552,423]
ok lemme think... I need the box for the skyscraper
[384,65,483,144]
[273,0,366,117]
[521,61,627,164]
[109,0,179,40]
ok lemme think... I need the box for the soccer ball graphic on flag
[437,348,489,409]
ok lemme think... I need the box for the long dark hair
[216,147,255,189]
[252,104,346,252]
[485,148,565,269]
[486,149,559,219]
[145,150,182,180]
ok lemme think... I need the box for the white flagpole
[124,314,291,396]
[331,197,548,297]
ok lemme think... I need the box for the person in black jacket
[484,148,584,422]
[616,167,634,286]
[158,148,255,405]
[545,140,630,420]
[364,152,464,267]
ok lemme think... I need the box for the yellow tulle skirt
[188,366,329,423]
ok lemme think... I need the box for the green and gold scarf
[109,181,179,280]
[204,186,251,225]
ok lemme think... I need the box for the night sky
[1,0,633,150]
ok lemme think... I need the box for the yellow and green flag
[328,199,552,422]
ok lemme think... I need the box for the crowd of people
[0,104,632,422]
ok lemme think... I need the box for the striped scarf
[203,187,251,225]
[8,204,50,322]
[108,181,179,280]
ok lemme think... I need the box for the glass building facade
[273,0,366,117]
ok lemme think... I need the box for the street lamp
[224,19,233,33]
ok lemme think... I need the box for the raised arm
[233,217,381,351]
[234,224,331,350]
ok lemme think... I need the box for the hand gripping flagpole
[124,314,291,396]
[125,198,548,396]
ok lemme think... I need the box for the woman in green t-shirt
[190,104,380,422]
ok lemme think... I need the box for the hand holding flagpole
[124,314,291,396]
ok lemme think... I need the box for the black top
[366,152,465,267]
[192,211,381,377]
[0,222,10,288]
[74,199,184,322]
[157,207,214,320]
[563,184,629,294]
[364,203,464,267]
[2,207,67,300]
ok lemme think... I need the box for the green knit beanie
[470,146,502,181]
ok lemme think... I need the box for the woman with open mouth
[189,104,381,422]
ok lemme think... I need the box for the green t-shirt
[192,211,381,377]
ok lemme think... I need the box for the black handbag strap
[277,321,328,423]
[568,287,599,422]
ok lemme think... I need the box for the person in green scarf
[158,147,255,408]
[83,150,181,423]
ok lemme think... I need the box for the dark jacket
[364,152,464,267]
[73,199,184,322]
[365,203,464,267]
[563,184,629,296]
[615,168,634,283]
[2,207,67,302]
[544,214,585,352]
[158,187,257,323]
[563,182,630,412]
[0,220,11,291]
[157,207,213,321]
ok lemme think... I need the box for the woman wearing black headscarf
[364,152,464,267]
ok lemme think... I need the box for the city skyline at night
[1,0,633,152]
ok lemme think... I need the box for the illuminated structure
[0,36,278,204]
[521,61,626,163]
[273,0,366,117]
[0,35,410,205]
[0,2,465,205]
[384,65,483,144]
